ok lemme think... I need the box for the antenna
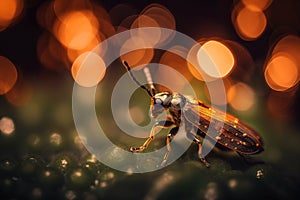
[122,61,153,97]
[143,67,156,96]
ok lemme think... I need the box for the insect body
[122,61,264,167]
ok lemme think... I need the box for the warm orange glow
[160,46,193,81]
[204,78,232,105]
[37,32,69,71]
[155,63,188,92]
[197,40,235,78]
[0,0,23,30]
[120,37,154,69]
[242,0,273,11]
[141,3,176,30]
[227,82,255,111]
[0,117,15,135]
[67,32,105,62]
[5,81,32,106]
[131,15,159,28]
[272,35,300,66]
[236,7,266,40]
[0,56,18,95]
[187,43,211,81]
[54,10,99,50]
[53,0,93,20]
[265,54,299,91]
[139,3,176,46]
[71,52,106,87]
[232,3,267,41]
[130,15,161,46]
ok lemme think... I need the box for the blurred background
[0,0,300,199]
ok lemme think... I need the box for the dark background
[1,0,300,199]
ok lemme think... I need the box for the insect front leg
[161,126,179,166]
[130,119,174,153]
[186,131,210,168]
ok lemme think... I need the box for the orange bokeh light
[141,3,176,30]
[232,1,267,41]
[130,14,162,47]
[242,0,273,11]
[120,37,154,69]
[160,46,193,81]
[0,56,18,95]
[265,54,299,91]
[71,52,106,87]
[0,0,23,31]
[197,40,235,78]
[204,78,232,106]
[187,42,210,81]
[235,7,267,40]
[54,10,99,50]
[67,32,105,62]
[227,82,255,111]
[188,40,235,81]
[5,80,32,106]
[53,0,93,20]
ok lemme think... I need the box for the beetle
[122,61,264,167]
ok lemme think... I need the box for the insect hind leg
[161,127,179,166]
[186,131,210,168]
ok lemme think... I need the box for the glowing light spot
[0,0,23,31]
[160,46,193,81]
[204,182,218,200]
[0,117,15,135]
[187,42,213,81]
[198,40,234,78]
[5,80,32,106]
[265,54,299,91]
[120,37,154,69]
[228,179,237,189]
[130,15,161,46]
[61,159,68,168]
[233,5,267,40]
[74,171,82,177]
[0,56,18,95]
[71,52,106,87]
[256,169,264,179]
[141,3,175,30]
[204,77,232,105]
[140,3,176,46]
[242,0,273,11]
[53,0,93,21]
[45,170,51,177]
[50,133,62,146]
[227,82,255,111]
[67,32,105,62]
[54,10,99,50]
[155,63,188,92]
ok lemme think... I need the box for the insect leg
[193,137,210,168]
[186,131,210,168]
[161,127,179,166]
[130,120,174,153]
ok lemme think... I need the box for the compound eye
[155,98,162,104]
